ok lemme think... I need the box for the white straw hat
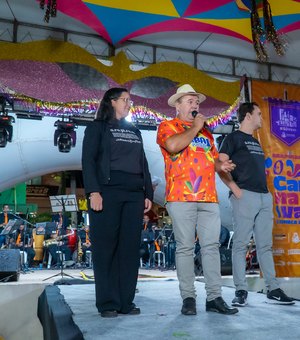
[168,84,206,107]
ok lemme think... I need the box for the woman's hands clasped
[89,192,103,211]
[144,198,152,213]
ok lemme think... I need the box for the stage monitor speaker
[0,249,21,282]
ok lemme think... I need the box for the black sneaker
[266,288,295,305]
[232,290,248,307]
[181,297,197,315]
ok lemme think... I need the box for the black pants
[89,174,144,313]
[19,246,36,267]
[48,244,72,264]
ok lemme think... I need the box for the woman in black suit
[82,87,153,318]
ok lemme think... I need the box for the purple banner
[269,98,300,146]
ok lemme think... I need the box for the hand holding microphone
[191,110,206,130]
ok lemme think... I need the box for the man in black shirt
[219,102,294,307]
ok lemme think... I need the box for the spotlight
[54,120,77,153]
[0,115,15,148]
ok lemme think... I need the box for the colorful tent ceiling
[53,0,300,45]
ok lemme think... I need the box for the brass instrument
[43,235,63,247]
[77,237,83,263]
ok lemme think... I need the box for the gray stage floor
[1,269,300,340]
[60,277,300,340]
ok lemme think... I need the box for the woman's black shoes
[126,306,141,315]
[101,306,141,317]
[119,306,141,315]
[100,310,118,318]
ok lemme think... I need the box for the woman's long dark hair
[95,87,128,121]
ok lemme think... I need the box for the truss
[1,18,300,85]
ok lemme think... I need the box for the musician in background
[52,212,70,230]
[13,222,36,267]
[45,224,72,266]
[78,225,92,264]
[0,204,14,248]
[140,214,155,266]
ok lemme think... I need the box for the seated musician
[77,225,92,264]
[13,222,36,267]
[140,214,155,266]
[44,224,72,267]
[52,212,70,230]
[0,204,14,248]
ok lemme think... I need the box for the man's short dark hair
[238,102,259,123]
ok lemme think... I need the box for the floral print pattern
[157,118,219,202]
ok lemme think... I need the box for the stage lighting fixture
[54,120,77,153]
[16,112,43,120]
[0,114,15,148]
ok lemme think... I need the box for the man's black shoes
[181,297,197,315]
[232,290,248,307]
[266,288,295,305]
[206,297,238,315]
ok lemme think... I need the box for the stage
[0,269,300,340]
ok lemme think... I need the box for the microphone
[191,110,198,118]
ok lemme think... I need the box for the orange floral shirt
[157,118,219,202]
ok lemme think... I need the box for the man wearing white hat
[157,84,238,315]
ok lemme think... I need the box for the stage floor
[60,280,300,340]
[1,268,300,340]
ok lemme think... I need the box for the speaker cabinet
[0,249,21,282]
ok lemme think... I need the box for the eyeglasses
[118,97,134,106]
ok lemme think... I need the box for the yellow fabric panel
[267,0,300,16]
[0,40,240,105]
[190,18,253,41]
[83,0,179,16]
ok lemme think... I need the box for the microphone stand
[10,211,34,273]
[43,197,74,284]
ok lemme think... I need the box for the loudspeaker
[0,249,21,282]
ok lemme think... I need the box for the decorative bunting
[262,0,286,57]
[206,97,241,129]
[39,0,57,23]
[248,0,287,62]
[250,0,268,62]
